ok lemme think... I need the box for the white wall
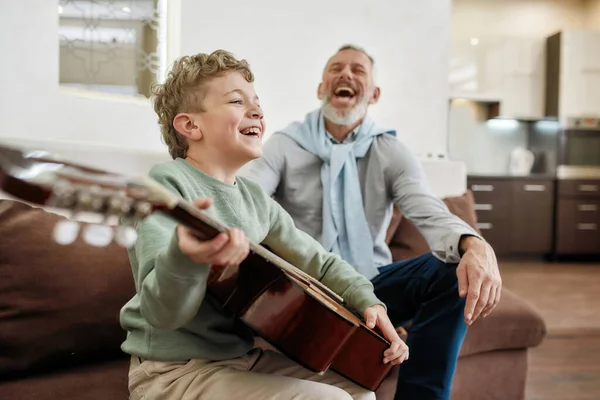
[0,0,452,157]
[161,0,452,155]
[452,0,587,41]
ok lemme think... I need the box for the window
[58,0,165,98]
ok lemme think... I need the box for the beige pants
[128,348,375,400]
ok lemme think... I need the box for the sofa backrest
[0,200,135,378]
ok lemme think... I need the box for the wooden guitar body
[219,253,392,390]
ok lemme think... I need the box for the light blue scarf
[276,109,396,280]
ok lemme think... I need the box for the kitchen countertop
[467,173,556,180]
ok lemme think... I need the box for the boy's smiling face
[189,71,265,165]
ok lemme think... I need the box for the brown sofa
[0,193,546,400]
[375,191,547,399]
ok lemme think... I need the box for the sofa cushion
[0,200,135,377]
[459,287,546,357]
[0,358,129,400]
[388,190,481,261]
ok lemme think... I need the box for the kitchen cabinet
[546,30,600,121]
[498,38,545,120]
[450,36,545,120]
[555,179,600,255]
[512,180,555,253]
[467,176,555,255]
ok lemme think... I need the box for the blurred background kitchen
[447,1,600,260]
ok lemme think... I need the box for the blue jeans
[371,253,467,400]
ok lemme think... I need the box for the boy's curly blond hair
[152,50,254,159]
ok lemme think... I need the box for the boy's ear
[173,113,203,140]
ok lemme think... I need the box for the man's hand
[364,304,409,365]
[457,236,502,325]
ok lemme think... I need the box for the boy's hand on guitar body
[177,198,250,266]
[364,304,409,365]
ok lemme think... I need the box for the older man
[240,45,501,400]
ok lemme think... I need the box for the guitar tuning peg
[52,220,81,245]
[83,224,114,247]
[114,226,138,248]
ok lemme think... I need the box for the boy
[119,50,408,400]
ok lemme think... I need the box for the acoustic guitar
[0,143,393,390]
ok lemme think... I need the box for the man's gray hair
[335,44,375,66]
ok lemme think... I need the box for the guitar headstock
[0,143,179,247]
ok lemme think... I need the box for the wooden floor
[500,260,600,400]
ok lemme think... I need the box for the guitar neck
[164,200,345,305]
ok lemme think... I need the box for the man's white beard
[320,94,369,126]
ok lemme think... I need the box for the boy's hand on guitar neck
[177,198,250,267]
[364,304,409,365]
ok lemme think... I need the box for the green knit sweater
[119,158,383,361]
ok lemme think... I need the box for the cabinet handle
[578,204,598,212]
[471,184,494,192]
[476,222,493,230]
[474,204,493,211]
[577,223,597,230]
[578,184,599,192]
[524,184,546,192]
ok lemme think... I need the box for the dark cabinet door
[555,199,600,254]
[475,216,512,255]
[511,180,555,253]
[558,180,600,198]
[468,180,513,254]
